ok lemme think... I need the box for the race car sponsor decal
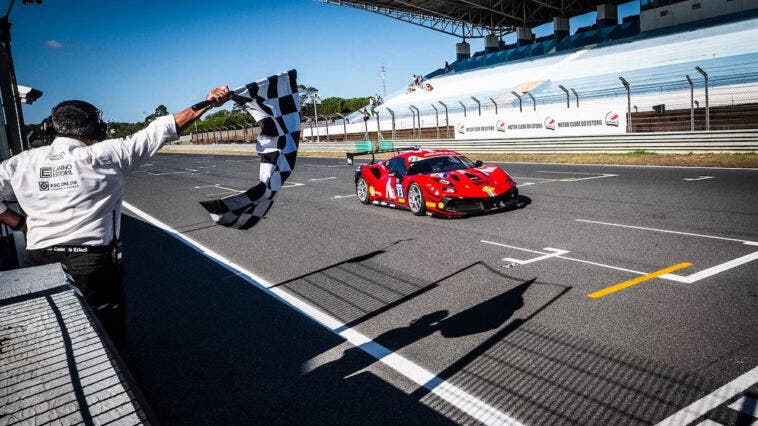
[408,156,420,163]
[398,198,405,203]
[482,185,497,197]
[395,183,405,199]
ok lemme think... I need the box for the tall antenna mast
[380,65,386,97]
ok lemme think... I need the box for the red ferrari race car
[351,148,519,217]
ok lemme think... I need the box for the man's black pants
[25,248,126,352]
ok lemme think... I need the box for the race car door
[384,157,409,205]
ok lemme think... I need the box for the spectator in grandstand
[362,108,370,122]
[444,61,451,73]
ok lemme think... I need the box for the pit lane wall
[164,130,758,154]
[454,105,627,139]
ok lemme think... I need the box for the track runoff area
[121,152,758,425]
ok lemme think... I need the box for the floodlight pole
[489,97,498,115]
[511,91,522,112]
[695,66,709,131]
[324,117,330,142]
[619,76,631,132]
[458,101,467,118]
[431,104,440,139]
[439,101,450,138]
[471,96,481,116]
[571,88,579,108]
[558,85,570,108]
[525,92,536,111]
[685,75,694,131]
[375,110,381,143]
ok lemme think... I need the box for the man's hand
[206,86,231,108]
[174,85,233,133]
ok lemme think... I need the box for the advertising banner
[454,105,627,139]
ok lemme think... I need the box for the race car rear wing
[346,145,420,165]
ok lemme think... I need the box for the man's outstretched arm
[174,86,231,134]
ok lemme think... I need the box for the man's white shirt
[0,115,178,249]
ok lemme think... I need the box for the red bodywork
[354,149,518,217]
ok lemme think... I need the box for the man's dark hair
[50,100,106,141]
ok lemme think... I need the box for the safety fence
[169,130,758,154]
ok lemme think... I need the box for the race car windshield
[408,156,474,175]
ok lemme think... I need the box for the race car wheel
[408,183,426,216]
[356,176,371,204]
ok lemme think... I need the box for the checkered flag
[200,70,301,229]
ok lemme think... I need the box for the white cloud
[45,40,63,49]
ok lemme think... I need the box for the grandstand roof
[322,0,628,38]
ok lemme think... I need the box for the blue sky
[12,0,638,123]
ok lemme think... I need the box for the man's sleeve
[0,156,18,214]
[92,115,178,175]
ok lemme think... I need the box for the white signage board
[454,105,627,139]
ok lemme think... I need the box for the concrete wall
[641,0,758,31]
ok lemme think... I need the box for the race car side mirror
[388,171,399,178]
[474,160,483,167]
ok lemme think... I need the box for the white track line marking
[308,176,336,181]
[683,176,714,181]
[655,365,758,426]
[147,169,200,176]
[575,219,758,245]
[332,194,357,199]
[661,250,758,283]
[536,171,609,175]
[510,176,553,180]
[481,240,648,275]
[122,201,521,426]
[561,174,618,182]
[503,248,570,265]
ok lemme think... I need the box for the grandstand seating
[334,13,758,134]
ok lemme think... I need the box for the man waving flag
[200,69,301,229]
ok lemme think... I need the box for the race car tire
[408,183,426,216]
[356,176,371,204]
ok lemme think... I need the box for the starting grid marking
[482,219,758,297]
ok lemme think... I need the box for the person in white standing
[0,85,231,352]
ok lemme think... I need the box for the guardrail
[166,130,758,154]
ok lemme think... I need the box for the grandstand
[302,0,758,140]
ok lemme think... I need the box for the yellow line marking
[588,262,692,299]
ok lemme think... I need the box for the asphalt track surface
[121,153,758,425]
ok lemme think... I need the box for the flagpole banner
[454,104,627,139]
[200,69,301,229]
